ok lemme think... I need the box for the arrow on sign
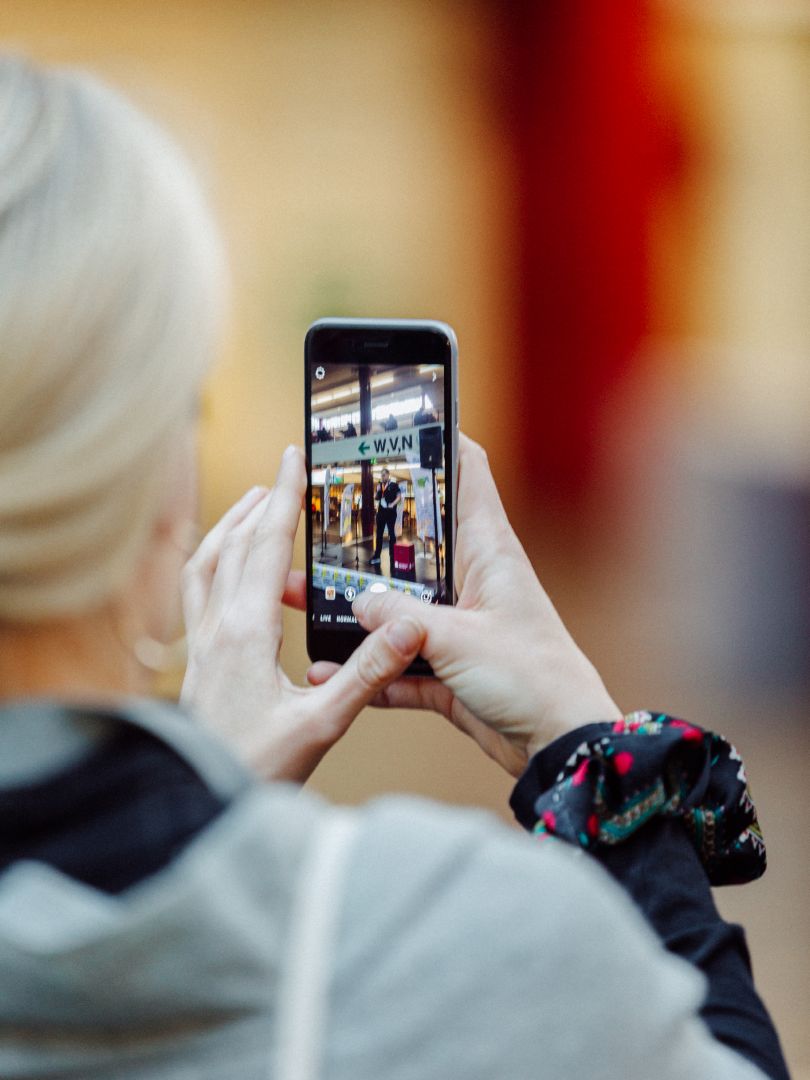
[358,441,370,455]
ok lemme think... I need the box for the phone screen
[305,320,457,667]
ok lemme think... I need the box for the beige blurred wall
[651,0,810,481]
[1,0,519,813]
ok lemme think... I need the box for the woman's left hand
[180,446,425,783]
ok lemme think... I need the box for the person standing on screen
[369,467,400,569]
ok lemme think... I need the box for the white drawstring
[274,812,359,1080]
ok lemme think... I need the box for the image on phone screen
[309,353,449,633]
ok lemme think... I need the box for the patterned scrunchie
[509,711,765,885]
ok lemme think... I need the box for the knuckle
[354,640,393,691]
[492,517,514,547]
[221,531,248,556]
[473,442,489,467]
[254,517,292,548]
[252,496,297,542]
[216,610,254,648]
[250,522,275,547]
[372,685,392,710]
[184,544,209,573]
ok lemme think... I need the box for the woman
[0,57,789,1079]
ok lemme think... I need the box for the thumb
[352,589,456,664]
[352,588,431,632]
[311,616,425,727]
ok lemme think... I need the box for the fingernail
[246,485,268,500]
[387,617,422,655]
[283,444,299,460]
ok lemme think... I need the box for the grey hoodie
[0,701,765,1080]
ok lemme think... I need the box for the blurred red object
[499,0,682,504]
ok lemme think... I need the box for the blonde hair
[0,56,226,620]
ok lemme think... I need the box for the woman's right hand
[307,435,621,778]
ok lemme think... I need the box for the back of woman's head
[0,55,226,621]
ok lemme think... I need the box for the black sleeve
[510,716,791,1080]
[599,818,789,1080]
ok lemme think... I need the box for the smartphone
[305,317,459,673]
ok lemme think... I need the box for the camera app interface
[310,358,447,629]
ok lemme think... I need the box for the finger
[205,490,272,622]
[186,485,269,580]
[236,445,307,619]
[453,434,532,592]
[308,661,454,714]
[455,433,511,536]
[456,433,496,518]
[310,617,426,728]
[306,660,339,685]
[282,569,307,611]
[368,674,456,715]
[182,485,269,634]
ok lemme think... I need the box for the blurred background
[3,0,808,1072]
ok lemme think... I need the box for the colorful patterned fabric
[509,711,765,886]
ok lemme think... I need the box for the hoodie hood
[0,700,320,1077]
